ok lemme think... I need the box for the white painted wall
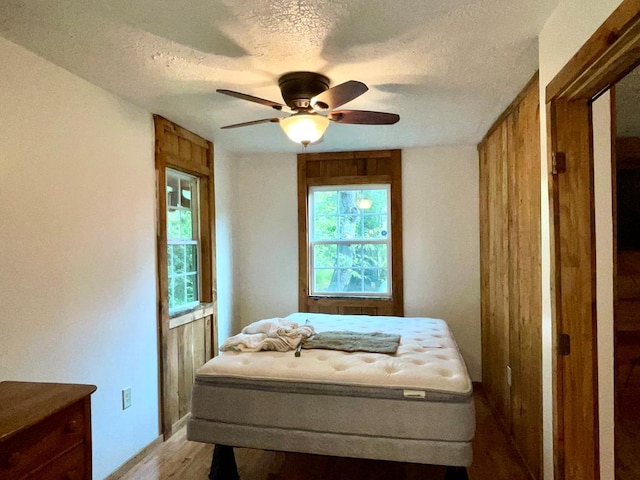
[539,1,623,478]
[0,38,159,479]
[214,145,240,345]
[232,148,482,381]
[402,147,481,381]
[234,153,300,324]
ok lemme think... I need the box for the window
[309,185,391,297]
[155,115,217,438]
[166,169,200,314]
[297,149,403,316]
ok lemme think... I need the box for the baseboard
[105,434,164,480]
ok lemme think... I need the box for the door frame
[545,1,640,478]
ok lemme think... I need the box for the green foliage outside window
[310,186,390,296]
[166,170,200,313]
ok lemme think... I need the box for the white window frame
[308,184,392,298]
[166,168,201,315]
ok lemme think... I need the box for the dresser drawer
[28,444,85,480]
[0,400,86,479]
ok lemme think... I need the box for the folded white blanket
[221,318,315,352]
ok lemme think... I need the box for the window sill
[309,295,393,301]
[169,302,214,329]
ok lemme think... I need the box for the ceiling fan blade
[220,118,281,129]
[328,110,400,125]
[217,89,285,111]
[311,81,368,110]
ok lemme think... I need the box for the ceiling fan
[217,71,400,146]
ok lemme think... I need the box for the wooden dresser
[0,381,96,480]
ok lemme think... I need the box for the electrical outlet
[506,366,512,387]
[122,387,132,410]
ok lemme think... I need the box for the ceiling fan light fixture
[279,113,329,146]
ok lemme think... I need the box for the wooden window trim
[154,115,217,438]
[297,149,403,316]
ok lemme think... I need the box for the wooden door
[544,2,640,477]
[154,116,217,438]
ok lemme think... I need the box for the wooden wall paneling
[480,122,509,424]
[205,315,213,360]
[177,322,193,420]
[495,121,512,428]
[507,106,519,439]
[389,150,404,316]
[166,328,179,430]
[297,156,310,311]
[510,81,542,479]
[478,75,542,479]
[480,123,503,420]
[479,135,490,408]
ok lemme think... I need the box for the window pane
[314,244,337,268]
[186,274,198,303]
[169,244,186,274]
[309,185,391,297]
[186,245,197,272]
[180,209,193,239]
[168,248,175,275]
[174,275,186,306]
[362,189,388,213]
[363,214,388,238]
[168,277,175,310]
[337,244,362,268]
[339,215,361,239]
[167,209,181,238]
[313,190,337,215]
[314,215,338,240]
[180,179,194,208]
[314,268,334,292]
[339,190,358,214]
[315,268,361,293]
[340,268,363,292]
[167,174,179,207]
[363,268,387,293]
[363,244,387,268]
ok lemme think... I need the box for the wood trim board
[545,1,640,478]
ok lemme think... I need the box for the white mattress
[197,312,472,397]
[189,313,475,467]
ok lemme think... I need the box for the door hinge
[559,333,571,356]
[552,151,567,175]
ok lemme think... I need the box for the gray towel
[301,331,401,354]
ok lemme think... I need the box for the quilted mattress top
[196,313,472,396]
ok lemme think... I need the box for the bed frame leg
[444,466,469,480]
[209,444,239,480]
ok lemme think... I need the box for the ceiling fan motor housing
[278,71,330,111]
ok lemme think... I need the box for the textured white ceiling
[0,0,559,153]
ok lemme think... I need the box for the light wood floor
[118,389,531,480]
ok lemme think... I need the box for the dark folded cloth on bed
[301,331,401,354]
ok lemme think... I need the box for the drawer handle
[64,420,78,434]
